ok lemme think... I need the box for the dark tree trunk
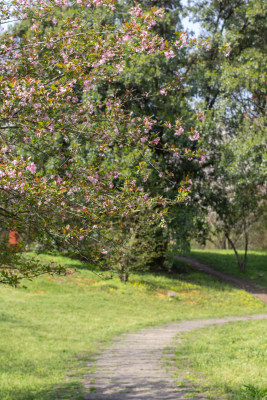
[225,233,246,273]
[244,230,249,271]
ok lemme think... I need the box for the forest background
[0,0,266,284]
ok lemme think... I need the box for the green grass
[0,252,266,400]
[174,319,267,399]
[188,249,267,290]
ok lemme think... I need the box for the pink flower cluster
[189,131,200,141]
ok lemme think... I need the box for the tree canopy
[0,0,208,284]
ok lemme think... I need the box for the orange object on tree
[9,231,20,246]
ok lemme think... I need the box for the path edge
[176,255,267,304]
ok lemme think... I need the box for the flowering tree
[0,0,206,284]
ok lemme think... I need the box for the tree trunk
[225,233,246,273]
[238,258,246,273]
[221,236,226,249]
[119,263,129,282]
[243,230,249,272]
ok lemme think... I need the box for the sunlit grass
[0,252,266,400]
[174,319,267,399]
[188,249,267,289]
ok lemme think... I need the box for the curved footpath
[177,256,267,304]
[83,314,267,400]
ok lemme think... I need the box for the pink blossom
[189,131,200,141]
[160,89,167,95]
[88,176,98,185]
[26,162,37,174]
[116,64,123,73]
[174,127,184,135]
[140,136,148,143]
[129,5,142,17]
[197,111,205,123]
[8,169,16,178]
[164,50,175,59]
[152,8,165,18]
[101,249,108,254]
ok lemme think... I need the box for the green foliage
[2,0,205,283]
[185,0,267,270]
[98,215,168,281]
[241,384,267,400]
[4,0,266,279]
[3,0,204,281]
[0,242,65,286]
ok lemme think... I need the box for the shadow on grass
[6,381,89,400]
[29,250,266,296]
[5,352,98,400]
[185,250,267,290]
[7,377,217,400]
[11,370,265,400]
[190,249,267,273]
[131,261,236,294]
[36,251,235,293]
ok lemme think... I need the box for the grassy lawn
[188,249,267,290]
[174,319,267,399]
[0,253,266,400]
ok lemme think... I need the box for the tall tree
[8,0,207,272]
[184,0,267,270]
[0,0,206,284]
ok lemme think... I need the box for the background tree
[184,0,267,270]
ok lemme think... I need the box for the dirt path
[83,314,267,400]
[177,256,267,304]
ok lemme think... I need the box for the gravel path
[83,314,267,400]
[177,256,267,304]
